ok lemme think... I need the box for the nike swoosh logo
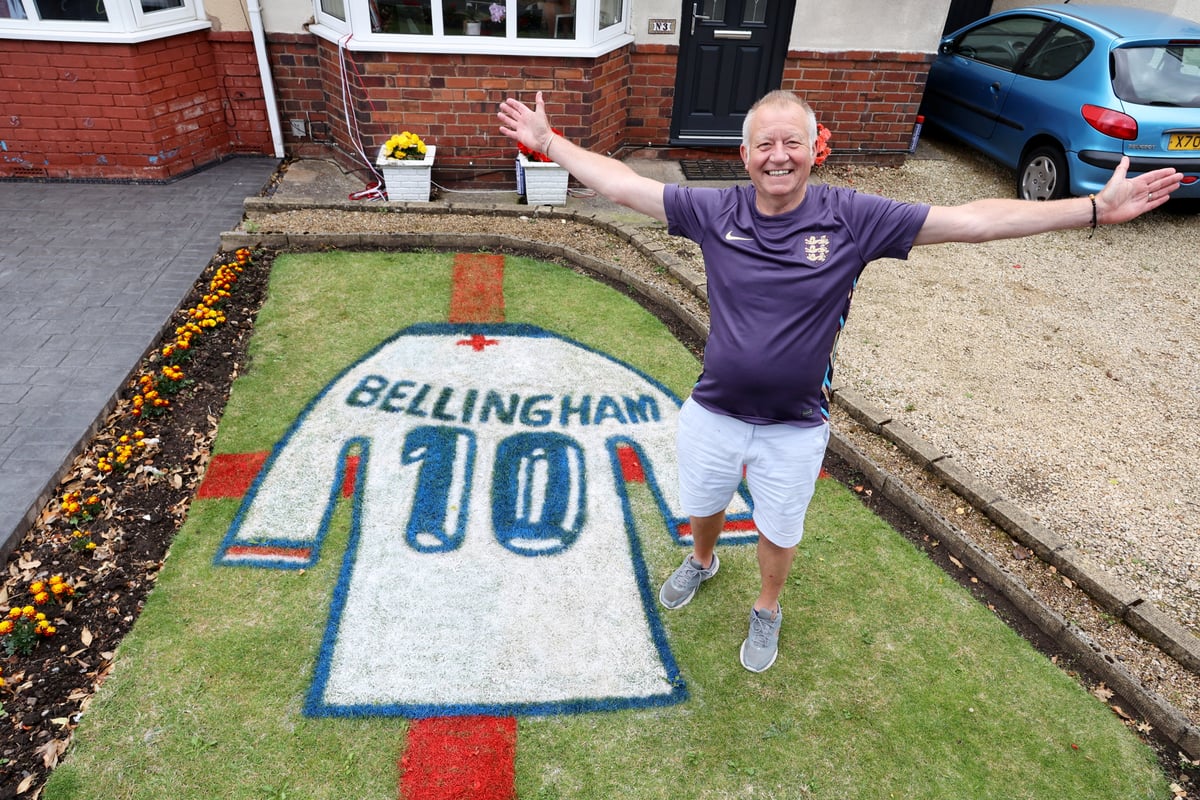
[724,231,753,242]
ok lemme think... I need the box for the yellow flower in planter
[383,131,428,161]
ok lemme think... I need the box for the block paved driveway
[0,157,278,559]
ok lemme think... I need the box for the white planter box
[377,144,435,202]
[517,153,569,206]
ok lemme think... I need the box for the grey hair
[741,90,818,148]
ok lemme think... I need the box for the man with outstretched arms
[498,89,1181,673]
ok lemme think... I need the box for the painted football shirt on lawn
[665,182,930,427]
[214,322,752,718]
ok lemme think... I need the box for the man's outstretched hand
[1097,156,1183,224]
[498,90,554,156]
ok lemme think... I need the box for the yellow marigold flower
[0,620,13,635]
[30,581,45,594]
[33,591,49,605]
[7,608,22,620]
[21,606,37,620]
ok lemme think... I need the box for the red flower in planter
[518,128,564,163]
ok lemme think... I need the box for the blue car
[920,3,1200,200]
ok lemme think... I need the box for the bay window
[0,0,207,41]
[312,0,630,55]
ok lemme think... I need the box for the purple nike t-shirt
[664,182,930,427]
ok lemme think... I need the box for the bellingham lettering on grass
[344,375,663,428]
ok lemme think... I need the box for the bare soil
[0,253,272,798]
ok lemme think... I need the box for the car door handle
[990,82,1002,91]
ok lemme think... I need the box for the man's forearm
[539,134,667,221]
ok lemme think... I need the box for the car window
[951,15,1053,70]
[1113,45,1200,108]
[1020,26,1092,80]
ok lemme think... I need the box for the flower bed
[0,249,271,798]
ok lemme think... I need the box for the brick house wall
[622,46,932,166]
[0,30,269,182]
[268,36,636,188]
[268,35,932,188]
[0,26,931,184]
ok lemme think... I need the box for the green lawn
[45,251,1167,800]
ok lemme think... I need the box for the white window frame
[0,0,208,43]
[310,0,632,58]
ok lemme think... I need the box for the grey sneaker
[740,605,782,673]
[658,553,719,609]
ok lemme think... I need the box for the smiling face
[740,94,818,216]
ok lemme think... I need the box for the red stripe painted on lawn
[198,453,361,499]
[616,444,646,482]
[400,716,517,800]
[197,452,268,498]
[675,516,758,538]
[222,544,313,562]
[449,253,506,323]
[401,255,517,800]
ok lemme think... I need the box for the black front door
[669,0,795,145]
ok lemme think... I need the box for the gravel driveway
[826,134,1199,640]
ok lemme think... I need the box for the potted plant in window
[516,129,569,206]
[376,131,435,202]
[459,1,503,34]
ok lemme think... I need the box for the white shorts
[676,397,830,549]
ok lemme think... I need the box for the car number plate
[1168,133,1200,150]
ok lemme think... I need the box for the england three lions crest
[804,234,831,263]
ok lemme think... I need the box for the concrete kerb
[832,388,1200,679]
[226,198,1199,760]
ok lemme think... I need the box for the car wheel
[1017,146,1069,201]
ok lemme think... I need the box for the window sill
[0,17,209,43]
[307,21,632,57]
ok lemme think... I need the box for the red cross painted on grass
[457,333,500,351]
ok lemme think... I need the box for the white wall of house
[211,0,312,33]
[782,0,951,51]
[260,0,311,32]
